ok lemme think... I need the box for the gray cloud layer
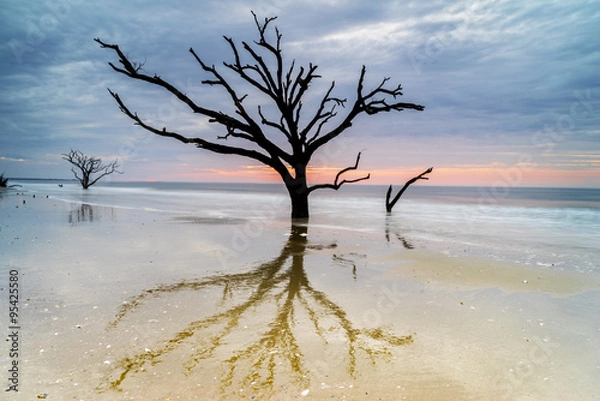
[1,0,598,184]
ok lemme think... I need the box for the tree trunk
[289,189,310,219]
[82,174,90,189]
[286,165,310,219]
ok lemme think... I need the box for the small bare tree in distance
[0,174,21,189]
[62,149,122,189]
[0,174,10,188]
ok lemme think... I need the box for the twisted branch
[308,151,370,193]
[386,167,433,212]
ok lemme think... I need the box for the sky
[1,0,599,188]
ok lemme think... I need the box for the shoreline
[1,191,599,400]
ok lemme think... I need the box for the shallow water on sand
[1,182,599,400]
[11,180,600,272]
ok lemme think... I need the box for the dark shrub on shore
[0,174,9,188]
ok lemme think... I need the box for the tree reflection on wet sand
[97,224,413,398]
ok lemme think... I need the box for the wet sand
[1,191,599,400]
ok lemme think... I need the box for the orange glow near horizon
[152,163,600,188]
[367,166,600,187]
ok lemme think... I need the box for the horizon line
[6,177,600,190]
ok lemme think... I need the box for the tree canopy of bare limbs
[95,12,424,218]
[62,149,122,189]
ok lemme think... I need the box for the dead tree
[385,167,433,212]
[95,12,424,219]
[0,174,11,188]
[62,149,122,189]
[0,174,21,189]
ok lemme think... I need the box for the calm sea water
[8,179,600,273]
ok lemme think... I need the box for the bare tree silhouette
[0,174,9,188]
[95,12,424,218]
[62,149,122,189]
[97,225,413,398]
[0,174,20,189]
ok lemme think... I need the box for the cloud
[0,157,26,163]
[0,0,598,186]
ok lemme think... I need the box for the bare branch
[308,151,370,193]
[221,37,274,97]
[302,81,342,145]
[386,167,433,212]
[95,38,263,139]
[87,159,122,187]
[257,106,291,139]
[188,46,294,165]
[107,89,277,167]
[288,63,321,109]
[251,11,278,40]
[306,66,424,157]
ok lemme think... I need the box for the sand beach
[1,183,599,400]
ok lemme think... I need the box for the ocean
[8,179,600,274]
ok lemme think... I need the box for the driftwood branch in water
[385,167,433,212]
